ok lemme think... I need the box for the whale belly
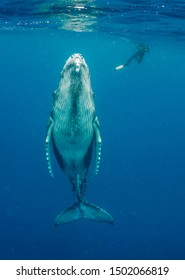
[52,103,94,178]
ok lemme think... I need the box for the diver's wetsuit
[124,44,149,66]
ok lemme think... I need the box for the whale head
[62,53,89,77]
[58,53,92,99]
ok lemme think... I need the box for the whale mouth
[71,53,84,61]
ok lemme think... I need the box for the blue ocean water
[0,0,185,260]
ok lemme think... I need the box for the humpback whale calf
[45,53,113,226]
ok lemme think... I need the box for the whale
[45,53,113,226]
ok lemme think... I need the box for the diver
[116,44,149,70]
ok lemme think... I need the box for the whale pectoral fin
[93,116,102,175]
[45,116,54,177]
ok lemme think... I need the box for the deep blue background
[0,30,185,260]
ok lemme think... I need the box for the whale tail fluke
[54,201,113,226]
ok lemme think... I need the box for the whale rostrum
[45,53,113,226]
